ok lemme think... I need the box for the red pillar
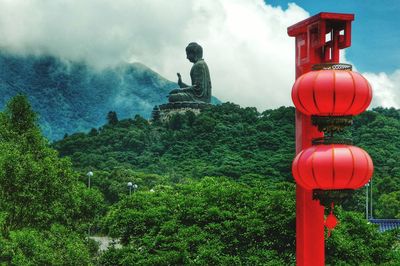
[287,13,354,266]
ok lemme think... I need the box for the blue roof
[369,219,400,232]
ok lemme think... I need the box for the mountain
[0,52,220,140]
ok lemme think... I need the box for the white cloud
[340,51,400,109]
[0,0,397,111]
[363,71,400,108]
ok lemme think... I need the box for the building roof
[369,219,400,232]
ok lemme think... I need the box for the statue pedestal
[157,102,211,122]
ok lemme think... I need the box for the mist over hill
[0,52,220,140]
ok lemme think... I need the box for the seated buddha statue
[168,42,212,103]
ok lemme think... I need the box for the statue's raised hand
[177,73,183,87]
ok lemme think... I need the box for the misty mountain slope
[0,52,220,140]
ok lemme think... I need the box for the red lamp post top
[287,12,355,78]
[288,12,354,36]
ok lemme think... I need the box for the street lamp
[87,171,93,189]
[127,182,138,196]
[370,178,373,219]
[365,183,369,219]
[86,171,94,239]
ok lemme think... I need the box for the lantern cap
[312,136,353,145]
[312,63,352,71]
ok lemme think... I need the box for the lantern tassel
[325,202,338,238]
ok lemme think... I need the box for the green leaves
[326,209,399,265]
[0,95,103,264]
[34,100,400,264]
[0,225,92,266]
[102,177,296,265]
[5,94,37,135]
[54,103,297,184]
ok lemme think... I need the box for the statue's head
[186,42,203,63]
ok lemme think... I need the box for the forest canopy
[1,96,399,265]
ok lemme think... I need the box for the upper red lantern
[292,144,373,190]
[292,70,372,116]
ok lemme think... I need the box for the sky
[268,0,400,73]
[0,0,399,111]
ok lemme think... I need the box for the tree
[185,110,196,127]
[0,95,104,233]
[133,114,149,128]
[168,113,184,130]
[0,96,107,264]
[89,128,98,136]
[376,191,400,218]
[5,94,37,134]
[107,111,118,125]
[151,106,160,122]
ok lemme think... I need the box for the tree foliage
[0,224,92,266]
[0,95,103,265]
[107,111,119,126]
[0,95,105,231]
[2,97,400,264]
[56,104,400,219]
[101,177,295,265]
[101,177,399,265]
[326,208,399,265]
[54,103,295,183]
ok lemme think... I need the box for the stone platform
[155,102,211,122]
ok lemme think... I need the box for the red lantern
[292,70,372,116]
[292,144,373,190]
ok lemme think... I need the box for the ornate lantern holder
[311,115,353,134]
[312,189,354,208]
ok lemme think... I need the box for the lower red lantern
[292,144,373,190]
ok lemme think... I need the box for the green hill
[54,103,400,218]
[52,102,400,264]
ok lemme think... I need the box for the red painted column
[295,114,324,265]
[288,13,354,265]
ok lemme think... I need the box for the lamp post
[86,171,94,239]
[370,179,373,219]
[288,13,358,265]
[127,182,138,196]
[366,183,369,219]
[87,171,93,189]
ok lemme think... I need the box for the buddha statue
[168,42,212,103]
